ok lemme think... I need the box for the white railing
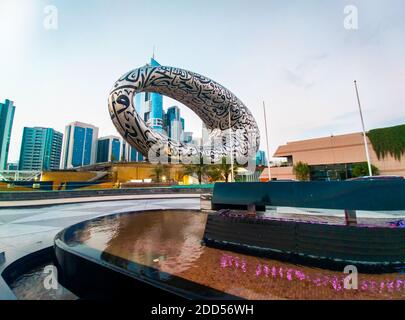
[0,170,42,182]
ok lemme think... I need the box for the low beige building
[266,131,405,181]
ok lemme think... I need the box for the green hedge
[367,125,405,160]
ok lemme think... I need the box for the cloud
[281,53,328,89]
[295,53,329,71]
[331,110,360,122]
[282,67,314,89]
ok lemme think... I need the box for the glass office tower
[96,136,121,163]
[61,121,99,169]
[19,127,63,170]
[131,57,190,161]
[132,57,165,161]
[0,99,16,170]
[134,57,164,134]
[256,150,267,166]
[165,105,184,142]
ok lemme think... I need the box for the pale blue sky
[1,0,404,162]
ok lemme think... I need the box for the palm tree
[293,161,310,181]
[205,165,223,182]
[150,164,169,183]
[182,156,242,184]
[182,155,209,184]
[216,156,240,182]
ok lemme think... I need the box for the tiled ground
[0,193,200,208]
[0,197,200,277]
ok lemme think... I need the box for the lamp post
[354,80,373,177]
[263,101,272,181]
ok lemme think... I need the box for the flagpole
[229,107,234,182]
[263,101,272,181]
[354,80,372,176]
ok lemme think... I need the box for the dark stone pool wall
[203,212,405,273]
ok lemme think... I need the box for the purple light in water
[263,265,270,277]
[272,266,277,278]
[380,282,385,292]
[313,277,322,287]
[220,255,228,268]
[219,253,405,294]
[255,264,262,276]
[321,275,329,287]
[234,257,239,268]
[295,270,306,281]
[287,269,293,281]
[370,281,377,292]
[331,276,342,291]
[241,259,247,273]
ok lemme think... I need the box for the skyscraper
[61,121,99,169]
[96,136,121,163]
[120,139,144,162]
[130,57,192,161]
[165,105,184,142]
[128,145,144,162]
[256,150,267,166]
[120,139,129,162]
[134,57,164,133]
[182,132,193,144]
[19,127,63,170]
[0,99,16,170]
[131,57,165,162]
[6,162,18,170]
[181,117,185,132]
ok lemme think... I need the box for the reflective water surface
[10,263,77,300]
[66,210,405,300]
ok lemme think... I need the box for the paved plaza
[0,197,200,286]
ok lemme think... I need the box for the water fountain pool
[54,209,405,300]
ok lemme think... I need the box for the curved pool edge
[0,197,201,299]
[0,276,16,300]
[54,209,242,300]
[1,246,56,300]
